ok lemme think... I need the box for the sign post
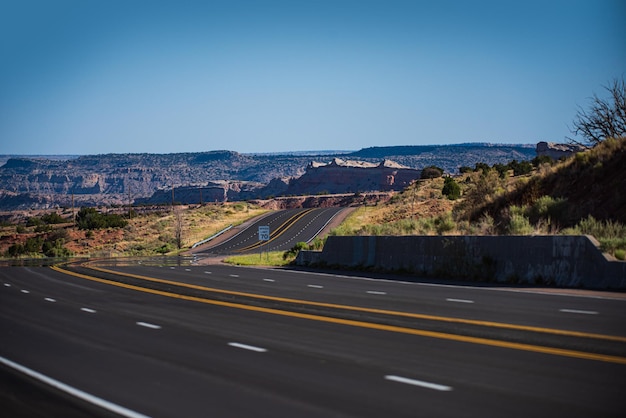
[258,226,270,260]
[258,226,270,242]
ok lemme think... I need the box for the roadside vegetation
[1,203,266,259]
[328,136,626,259]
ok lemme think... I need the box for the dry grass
[0,203,267,258]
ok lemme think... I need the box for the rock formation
[284,158,421,195]
[536,141,587,160]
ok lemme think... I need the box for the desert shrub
[42,239,71,257]
[435,213,455,235]
[615,249,625,260]
[532,155,554,167]
[442,177,461,200]
[421,165,444,179]
[26,217,43,227]
[526,196,569,226]
[459,166,473,174]
[493,163,509,179]
[507,206,534,235]
[155,243,174,254]
[16,225,26,234]
[574,216,626,240]
[508,160,533,176]
[476,213,495,235]
[474,162,491,175]
[76,207,128,230]
[308,236,326,250]
[283,241,309,259]
[41,213,65,224]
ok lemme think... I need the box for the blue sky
[1,0,624,155]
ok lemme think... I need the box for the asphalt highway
[197,207,345,254]
[2,263,626,417]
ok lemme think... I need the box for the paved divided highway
[197,207,344,254]
[2,262,626,417]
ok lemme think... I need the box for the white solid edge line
[136,322,162,329]
[282,269,626,301]
[446,298,474,304]
[0,356,151,418]
[559,309,599,315]
[228,342,267,353]
[385,375,453,391]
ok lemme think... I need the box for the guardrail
[191,225,233,249]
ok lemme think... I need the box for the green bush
[526,196,569,226]
[283,242,309,259]
[41,213,65,224]
[76,207,128,230]
[508,206,534,235]
[421,165,444,179]
[442,177,461,200]
[508,160,533,176]
[435,213,455,235]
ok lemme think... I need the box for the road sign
[258,225,270,241]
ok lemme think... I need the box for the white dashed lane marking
[44,298,56,303]
[228,342,267,353]
[559,309,598,315]
[446,298,474,304]
[81,308,96,314]
[136,322,162,329]
[385,375,453,391]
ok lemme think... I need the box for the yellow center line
[85,264,626,344]
[234,209,315,252]
[50,265,626,365]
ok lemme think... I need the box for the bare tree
[569,78,626,146]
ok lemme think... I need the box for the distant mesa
[536,141,586,160]
[0,143,538,210]
[284,158,420,196]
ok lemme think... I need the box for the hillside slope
[470,137,626,226]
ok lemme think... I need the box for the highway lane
[198,207,344,254]
[2,265,626,417]
[95,261,626,338]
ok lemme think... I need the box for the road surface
[196,207,344,254]
[2,262,625,417]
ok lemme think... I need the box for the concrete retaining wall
[296,235,626,290]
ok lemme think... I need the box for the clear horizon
[1,0,624,155]
[0,141,539,158]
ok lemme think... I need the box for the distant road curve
[196,207,345,255]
